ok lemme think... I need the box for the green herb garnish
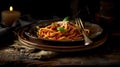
[57,27,66,32]
[63,16,70,21]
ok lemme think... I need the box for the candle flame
[9,6,13,11]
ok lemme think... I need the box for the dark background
[0,0,119,28]
[0,0,72,20]
[0,0,101,19]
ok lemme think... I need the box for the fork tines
[75,18,84,30]
[79,18,85,29]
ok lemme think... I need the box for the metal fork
[75,18,93,45]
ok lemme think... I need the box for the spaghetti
[37,21,90,40]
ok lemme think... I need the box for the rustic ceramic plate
[23,20,103,44]
[17,20,107,52]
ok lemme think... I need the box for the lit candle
[1,6,21,26]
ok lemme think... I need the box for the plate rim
[17,27,108,52]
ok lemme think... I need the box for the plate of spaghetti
[24,20,103,44]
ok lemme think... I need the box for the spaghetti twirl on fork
[37,21,90,40]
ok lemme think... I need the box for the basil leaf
[63,16,70,21]
[57,27,66,32]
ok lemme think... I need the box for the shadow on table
[0,31,15,49]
